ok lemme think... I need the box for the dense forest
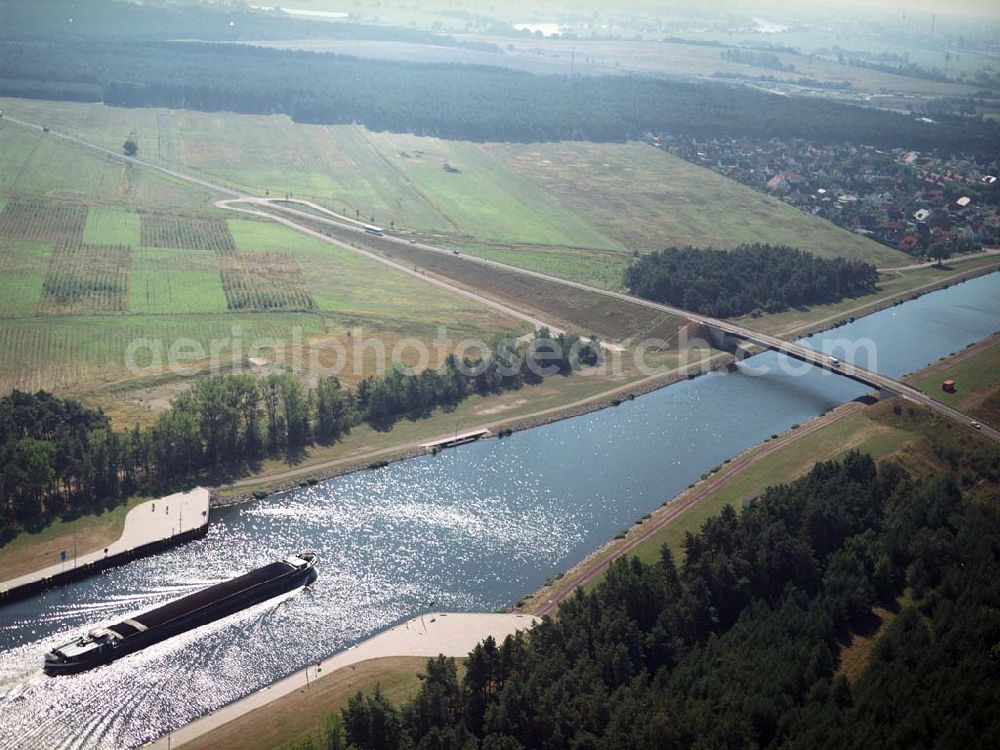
[0,0,492,48]
[0,36,997,151]
[0,331,599,544]
[286,448,1000,750]
[625,244,879,318]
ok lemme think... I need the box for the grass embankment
[628,406,913,566]
[629,400,988,577]
[0,495,147,583]
[523,333,1000,611]
[218,348,717,497]
[912,333,1000,429]
[740,253,1000,338]
[181,656,430,750]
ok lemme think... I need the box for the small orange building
[942,380,956,393]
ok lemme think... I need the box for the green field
[0,239,50,316]
[914,338,1000,428]
[0,203,523,392]
[362,130,622,249]
[0,118,215,210]
[83,208,142,246]
[484,141,904,265]
[130,246,229,314]
[1,98,905,287]
[0,113,525,395]
[0,95,930,403]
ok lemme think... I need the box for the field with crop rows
[227,218,517,333]
[0,126,39,192]
[0,197,86,242]
[37,243,131,315]
[0,313,327,394]
[140,215,237,255]
[220,252,316,312]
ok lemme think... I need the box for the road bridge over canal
[241,196,998,444]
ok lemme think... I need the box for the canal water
[1,272,998,749]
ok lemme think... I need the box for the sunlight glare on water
[0,272,997,749]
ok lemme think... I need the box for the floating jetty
[422,428,491,451]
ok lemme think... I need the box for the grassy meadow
[0,112,525,398]
[0,95,922,409]
[482,140,904,267]
[0,97,906,291]
[914,336,1000,428]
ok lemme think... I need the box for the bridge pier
[879,385,899,401]
[703,324,742,353]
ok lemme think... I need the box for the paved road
[878,248,1000,273]
[217,198,563,335]
[247,198,998,445]
[2,114,244,198]
[8,114,994,445]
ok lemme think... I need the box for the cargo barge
[44,552,318,675]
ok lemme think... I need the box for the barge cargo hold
[44,552,318,675]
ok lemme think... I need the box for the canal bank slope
[525,331,1000,616]
[146,612,538,750]
[147,334,1000,750]
[219,255,1000,505]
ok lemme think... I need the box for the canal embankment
[0,488,210,604]
[1,272,997,750]
[145,612,538,750]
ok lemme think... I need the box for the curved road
[243,197,1000,445]
[7,115,995,445]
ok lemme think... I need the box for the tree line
[625,244,879,318]
[0,37,997,153]
[721,48,795,72]
[285,446,1000,749]
[0,0,492,49]
[0,332,600,544]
